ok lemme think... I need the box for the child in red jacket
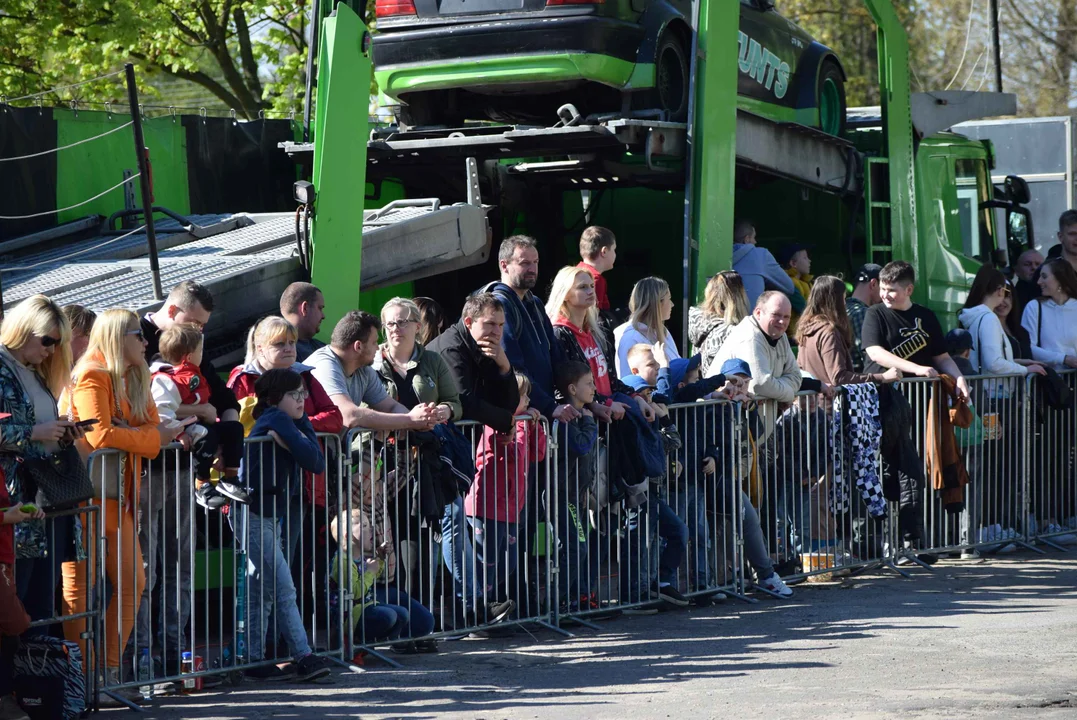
[464,373,547,599]
[150,323,248,510]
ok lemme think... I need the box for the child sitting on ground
[465,372,546,613]
[150,323,248,510]
[553,361,600,610]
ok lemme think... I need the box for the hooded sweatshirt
[227,361,343,436]
[957,304,1028,376]
[1021,298,1077,369]
[688,306,736,374]
[731,243,796,309]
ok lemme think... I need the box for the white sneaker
[759,573,794,598]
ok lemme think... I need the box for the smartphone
[75,418,99,428]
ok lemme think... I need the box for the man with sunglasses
[133,280,243,682]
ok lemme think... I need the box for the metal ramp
[285,110,862,194]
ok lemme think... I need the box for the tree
[0,0,314,119]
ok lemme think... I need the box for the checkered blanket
[831,384,887,518]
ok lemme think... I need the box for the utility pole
[124,63,163,301]
[989,0,1003,92]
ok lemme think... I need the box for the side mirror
[1004,175,1031,205]
[1007,206,1033,250]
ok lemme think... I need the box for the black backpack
[13,637,87,720]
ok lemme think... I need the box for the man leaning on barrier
[428,294,522,625]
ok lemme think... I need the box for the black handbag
[19,442,95,511]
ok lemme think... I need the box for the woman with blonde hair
[613,276,679,378]
[0,295,81,646]
[545,266,642,420]
[63,309,185,696]
[796,275,900,386]
[374,297,461,422]
[689,271,750,373]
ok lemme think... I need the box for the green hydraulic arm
[862,0,918,283]
[310,2,372,337]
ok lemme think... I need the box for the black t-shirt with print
[861,303,946,374]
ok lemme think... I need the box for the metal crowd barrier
[92,431,346,701]
[61,370,1076,702]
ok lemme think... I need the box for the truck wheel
[655,31,689,122]
[817,60,846,137]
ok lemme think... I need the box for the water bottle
[181,652,196,693]
[138,649,153,701]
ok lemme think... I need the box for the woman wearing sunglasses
[64,309,186,702]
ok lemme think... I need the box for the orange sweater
[68,358,161,507]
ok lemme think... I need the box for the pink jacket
[465,420,547,523]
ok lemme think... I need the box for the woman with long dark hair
[959,264,1046,381]
[796,276,901,386]
[1022,258,1077,370]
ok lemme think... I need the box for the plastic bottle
[181,652,196,693]
[138,649,153,701]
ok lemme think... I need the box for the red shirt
[0,469,13,565]
[577,261,610,311]
[554,318,612,396]
[159,360,210,405]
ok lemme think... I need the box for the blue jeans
[440,497,479,610]
[362,603,409,641]
[556,495,597,605]
[16,515,71,634]
[232,509,311,662]
[470,518,517,600]
[669,488,711,590]
[373,586,433,638]
[776,480,813,555]
[619,492,687,601]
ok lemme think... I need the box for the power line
[0,173,139,221]
[945,0,979,91]
[1,70,126,105]
[0,121,134,163]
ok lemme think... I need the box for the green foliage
[0,0,314,119]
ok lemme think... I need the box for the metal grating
[160,216,297,258]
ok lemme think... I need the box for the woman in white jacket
[1021,258,1077,371]
[614,276,680,378]
[958,265,1046,384]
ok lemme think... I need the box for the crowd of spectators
[2,212,1077,719]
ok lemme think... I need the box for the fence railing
[20,370,1075,707]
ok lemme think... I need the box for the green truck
[298,0,1032,341]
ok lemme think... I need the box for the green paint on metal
[688,0,740,304]
[625,62,656,90]
[735,96,818,127]
[863,0,919,302]
[376,53,639,100]
[311,3,372,338]
[55,110,189,224]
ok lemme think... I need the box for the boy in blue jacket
[234,369,335,682]
[552,361,600,611]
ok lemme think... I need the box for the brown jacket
[797,318,887,386]
[925,375,973,513]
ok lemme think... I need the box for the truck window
[954,158,994,262]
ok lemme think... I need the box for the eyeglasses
[38,335,62,348]
[383,320,415,330]
[287,389,309,403]
[125,329,145,342]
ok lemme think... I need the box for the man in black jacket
[133,280,243,674]
[427,292,519,625]
[428,293,520,432]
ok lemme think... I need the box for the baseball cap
[855,263,883,284]
[669,355,703,388]
[945,328,974,355]
[719,358,752,378]
[777,243,813,268]
[620,375,655,392]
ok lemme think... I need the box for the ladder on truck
[864,156,894,266]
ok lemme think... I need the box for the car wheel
[655,31,689,122]
[817,60,846,137]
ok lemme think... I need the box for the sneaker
[216,481,250,504]
[245,664,288,681]
[960,548,981,560]
[294,654,333,683]
[0,695,29,720]
[195,484,227,510]
[654,583,690,607]
[391,641,420,655]
[622,606,659,616]
[692,591,727,607]
[414,639,439,654]
[758,573,794,598]
[484,594,516,624]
